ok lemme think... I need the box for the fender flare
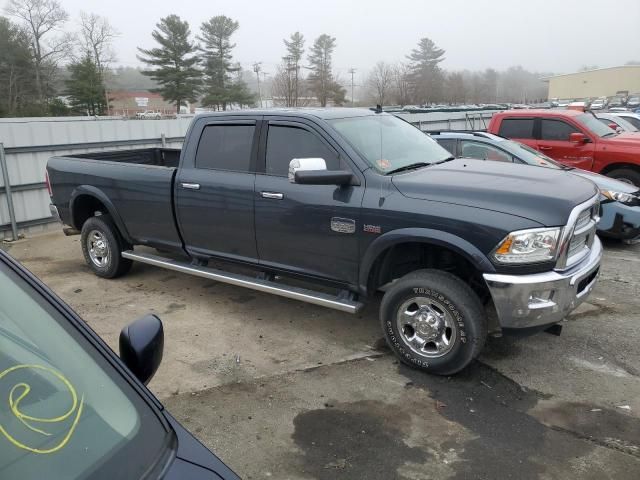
[359,228,496,294]
[69,186,134,244]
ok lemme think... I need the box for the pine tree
[137,15,201,114]
[307,34,342,107]
[198,15,243,110]
[406,37,445,105]
[0,16,38,116]
[65,52,105,115]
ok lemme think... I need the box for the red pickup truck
[487,109,640,185]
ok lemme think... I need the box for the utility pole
[261,72,270,108]
[348,68,357,107]
[253,62,263,108]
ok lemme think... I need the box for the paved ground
[3,231,640,479]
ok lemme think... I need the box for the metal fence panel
[0,117,192,239]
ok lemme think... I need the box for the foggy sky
[33,0,640,78]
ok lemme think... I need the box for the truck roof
[194,107,378,121]
[494,109,585,118]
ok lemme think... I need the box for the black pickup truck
[47,109,603,375]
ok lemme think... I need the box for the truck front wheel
[80,215,132,278]
[380,269,487,375]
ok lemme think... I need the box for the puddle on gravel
[398,363,614,480]
[291,400,429,480]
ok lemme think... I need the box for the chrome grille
[574,209,592,232]
[557,196,599,270]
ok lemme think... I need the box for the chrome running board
[121,250,363,314]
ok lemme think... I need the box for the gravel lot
[4,231,640,479]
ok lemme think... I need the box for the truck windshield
[0,259,172,479]
[329,115,452,174]
[577,113,618,137]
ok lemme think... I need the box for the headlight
[600,190,638,205]
[493,227,561,264]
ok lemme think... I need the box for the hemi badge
[363,224,382,234]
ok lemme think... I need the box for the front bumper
[483,236,602,329]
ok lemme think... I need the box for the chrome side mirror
[288,158,327,183]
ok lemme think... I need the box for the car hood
[391,159,598,226]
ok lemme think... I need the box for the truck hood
[602,132,640,147]
[391,159,598,226]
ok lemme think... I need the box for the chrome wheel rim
[86,230,110,268]
[396,296,457,358]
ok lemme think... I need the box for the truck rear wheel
[607,168,640,187]
[81,215,132,278]
[380,269,487,375]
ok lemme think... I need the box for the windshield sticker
[376,159,391,170]
[0,364,84,454]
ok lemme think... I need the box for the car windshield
[0,258,172,479]
[498,140,567,169]
[329,114,452,174]
[576,113,618,137]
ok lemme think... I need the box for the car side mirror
[288,158,327,182]
[119,314,164,385]
[288,158,357,186]
[569,132,588,144]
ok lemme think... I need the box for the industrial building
[544,65,640,100]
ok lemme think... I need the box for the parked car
[612,112,640,130]
[431,131,640,242]
[487,109,640,185]
[595,112,639,133]
[589,98,607,110]
[136,110,162,119]
[626,95,640,110]
[607,97,625,109]
[47,108,602,375]
[0,249,240,479]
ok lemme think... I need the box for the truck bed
[68,148,181,168]
[47,148,183,251]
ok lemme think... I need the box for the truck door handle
[261,191,284,200]
[180,182,201,190]
[539,146,552,151]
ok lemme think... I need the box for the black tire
[80,215,132,278]
[380,269,487,375]
[606,168,640,187]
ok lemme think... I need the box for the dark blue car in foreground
[0,249,239,479]
[432,131,640,242]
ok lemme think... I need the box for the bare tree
[367,61,393,106]
[77,12,118,73]
[6,0,71,104]
[393,63,411,106]
[77,12,118,113]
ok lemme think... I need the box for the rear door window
[195,124,256,172]
[498,118,535,138]
[540,119,579,141]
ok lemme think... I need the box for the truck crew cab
[47,109,602,375]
